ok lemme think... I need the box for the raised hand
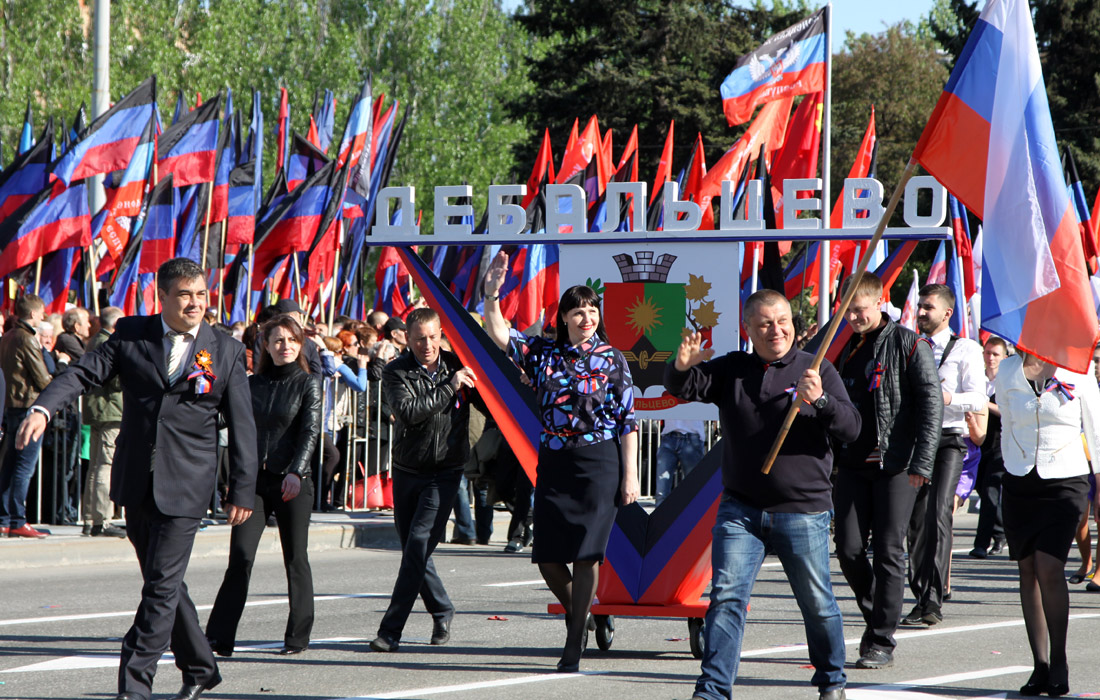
[484,250,508,298]
[675,331,714,371]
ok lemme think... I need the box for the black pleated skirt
[531,438,620,564]
[1002,468,1089,563]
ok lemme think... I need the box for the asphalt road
[4,509,1100,700]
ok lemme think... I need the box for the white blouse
[994,354,1100,479]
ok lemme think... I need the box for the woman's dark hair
[255,314,310,374]
[554,285,607,346]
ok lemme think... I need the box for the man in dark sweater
[666,289,860,700]
[831,273,942,671]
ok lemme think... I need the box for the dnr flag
[720,8,826,126]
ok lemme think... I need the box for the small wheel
[595,614,615,651]
[688,618,705,659]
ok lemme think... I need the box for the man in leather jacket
[370,307,477,653]
[831,273,943,670]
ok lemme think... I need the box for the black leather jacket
[250,363,322,479]
[382,348,471,473]
[836,317,943,479]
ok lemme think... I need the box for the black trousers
[907,432,967,613]
[207,473,315,650]
[378,467,460,640]
[973,452,1006,550]
[507,461,534,542]
[120,491,216,699]
[833,466,918,652]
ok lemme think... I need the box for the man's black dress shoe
[114,694,143,700]
[556,659,580,673]
[968,547,988,559]
[855,648,894,669]
[431,617,451,645]
[171,671,221,700]
[278,645,306,655]
[370,635,399,652]
[207,637,233,658]
[819,689,846,700]
[899,605,925,626]
[921,608,943,625]
[988,539,1005,555]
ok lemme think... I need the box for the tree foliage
[0,0,528,224]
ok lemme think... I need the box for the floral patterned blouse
[508,328,637,450]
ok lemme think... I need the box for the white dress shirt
[925,328,987,431]
[994,354,1100,478]
[161,317,198,383]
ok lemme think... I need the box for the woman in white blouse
[995,351,1100,697]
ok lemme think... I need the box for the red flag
[556,116,601,185]
[616,125,639,180]
[562,118,579,172]
[696,97,793,230]
[681,134,707,204]
[275,87,289,175]
[650,121,674,205]
[522,128,555,210]
[770,91,822,228]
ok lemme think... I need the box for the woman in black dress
[206,314,322,656]
[483,251,639,672]
[995,350,1100,697]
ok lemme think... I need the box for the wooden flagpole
[761,159,918,475]
[34,258,43,296]
[217,219,227,322]
[328,219,343,330]
[200,179,215,271]
[86,243,101,316]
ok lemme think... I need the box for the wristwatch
[812,393,829,411]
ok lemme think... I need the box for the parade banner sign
[560,244,740,420]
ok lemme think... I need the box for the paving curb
[0,509,528,569]
[1,513,403,570]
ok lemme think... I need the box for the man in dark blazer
[17,258,257,700]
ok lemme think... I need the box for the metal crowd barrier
[26,397,84,527]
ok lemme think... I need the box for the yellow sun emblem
[626,295,663,336]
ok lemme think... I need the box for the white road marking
[483,580,546,588]
[846,665,1028,699]
[329,671,604,699]
[0,593,387,627]
[1,636,373,674]
[742,613,1100,657]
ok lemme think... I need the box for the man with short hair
[903,284,986,627]
[17,258,257,700]
[970,336,1009,558]
[667,289,860,700]
[831,273,942,669]
[57,306,92,361]
[367,309,389,334]
[371,307,477,653]
[0,294,52,538]
[82,306,127,538]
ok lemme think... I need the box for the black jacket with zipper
[835,316,943,479]
[382,348,471,474]
[251,362,322,479]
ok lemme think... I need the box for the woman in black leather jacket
[206,314,322,656]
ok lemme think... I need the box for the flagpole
[328,219,343,330]
[86,244,101,316]
[217,219,227,322]
[818,2,833,329]
[34,258,42,296]
[247,242,254,322]
[762,159,918,475]
[201,179,215,271]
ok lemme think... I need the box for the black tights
[538,561,599,665]
[1018,551,1070,686]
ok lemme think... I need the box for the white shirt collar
[160,316,200,339]
[928,328,953,347]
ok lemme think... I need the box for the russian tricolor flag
[52,77,156,186]
[926,241,947,285]
[913,0,1098,371]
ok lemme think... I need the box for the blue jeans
[694,495,846,699]
[655,432,705,504]
[452,475,476,541]
[0,408,45,529]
